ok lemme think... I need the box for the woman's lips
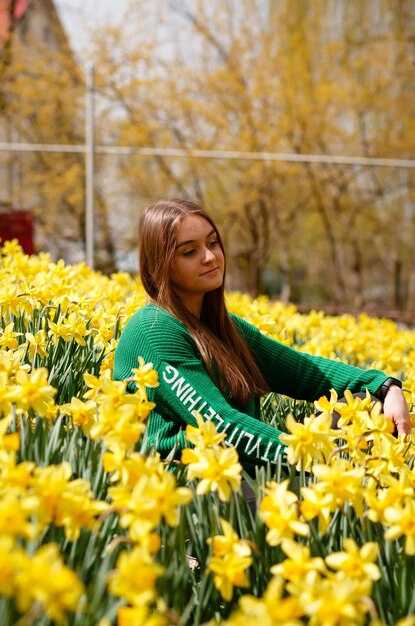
[201,267,219,276]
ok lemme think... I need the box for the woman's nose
[202,246,215,263]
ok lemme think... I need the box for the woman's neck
[183,299,202,319]
[175,294,203,320]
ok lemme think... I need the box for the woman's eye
[208,240,219,249]
[183,249,196,256]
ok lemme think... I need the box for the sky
[54,0,130,53]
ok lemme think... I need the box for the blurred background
[1,0,415,318]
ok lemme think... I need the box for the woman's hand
[383,384,412,436]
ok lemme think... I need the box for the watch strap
[375,377,402,403]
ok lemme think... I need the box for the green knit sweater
[113,303,387,472]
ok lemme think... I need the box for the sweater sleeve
[231,314,388,402]
[113,305,286,469]
[154,359,286,468]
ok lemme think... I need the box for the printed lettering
[260,440,273,462]
[162,366,269,462]
[171,376,191,398]
[163,365,179,384]
[221,423,232,444]
[273,444,283,462]
[243,432,254,451]
[226,426,239,445]
[171,377,193,401]
[194,400,208,414]
[247,437,262,458]
[214,414,224,429]
[234,430,246,448]
[203,407,217,422]
[179,387,194,402]
[183,391,203,412]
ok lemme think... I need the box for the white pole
[85,64,95,269]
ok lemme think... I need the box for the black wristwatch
[375,377,402,402]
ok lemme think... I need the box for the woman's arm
[232,315,412,436]
[153,359,287,470]
[113,305,287,471]
[381,383,411,436]
[234,315,386,399]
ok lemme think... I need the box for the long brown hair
[138,198,270,405]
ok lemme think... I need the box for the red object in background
[0,0,29,45]
[0,210,34,254]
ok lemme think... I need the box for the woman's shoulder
[124,302,186,332]
[115,303,197,377]
[229,311,259,340]
[118,303,195,360]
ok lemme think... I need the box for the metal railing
[1,65,415,268]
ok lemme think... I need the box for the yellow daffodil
[48,312,91,346]
[208,550,253,601]
[300,485,334,534]
[115,470,192,538]
[98,378,154,422]
[259,480,309,546]
[206,521,253,601]
[314,388,340,414]
[370,435,412,474]
[287,569,372,626]
[365,467,414,526]
[108,545,164,607]
[0,536,26,597]
[384,498,415,555]
[312,458,365,514]
[279,411,335,469]
[209,518,252,558]
[0,282,34,317]
[87,377,156,454]
[117,604,168,626]
[60,396,97,434]
[225,575,304,625]
[325,538,381,581]
[185,411,227,449]
[54,480,109,541]
[271,538,326,581]
[48,318,76,344]
[25,329,49,360]
[0,347,28,377]
[1,238,23,256]
[83,369,112,400]
[30,461,73,526]
[14,543,84,623]
[130,356,159,390]
[0,456,34,493]
[106,450,165,486]
[12,367,57,414]
[184,446,242,501]
[0,492,37,540]
[90,314,117,348]
[0,322,22,350]
[0,370,16,415]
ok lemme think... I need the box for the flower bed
[1,241,415,626]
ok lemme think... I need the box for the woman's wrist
[384,384,402,398]
[375,377,402,403]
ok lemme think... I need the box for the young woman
[113,198,411,474]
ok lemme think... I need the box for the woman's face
[169,214,225,315]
